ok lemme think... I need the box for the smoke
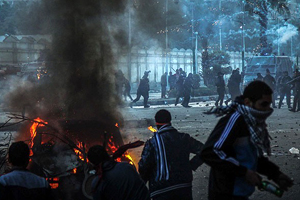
[5,0,129,122]
[277,24,298,44]
[270,24,298,45]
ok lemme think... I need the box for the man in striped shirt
[139,109,204,200]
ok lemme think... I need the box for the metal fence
[117,47,254,83]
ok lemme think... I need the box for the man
[123,77,133,101]
[182,73,194,107]
[139,109,204,200]
[255,73,264,81]
[288,69,300,112]
[263,69,277,108]
[201,81,293,200]
[0,141,55,200]
[215,72,226,107]
[226,70,242,105]
[175,74,185,106]
[130,71,150,108]
[87,145,150,200]
[161,72,168,98]
[168,71,176,91]
[277,71,292,109]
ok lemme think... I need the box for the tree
[245,0,290,55]
[202,50,230,86]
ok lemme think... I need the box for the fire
[29,117,48,155]
[73,141,86,162]
[115,123,119,127]
[46,177,59,189]
[107,135,135,165]
[148,126,157,132]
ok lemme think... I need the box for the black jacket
[92,161,150,200]
[0,169,55,200]
[200,111,281,198]
[138,124,203,198]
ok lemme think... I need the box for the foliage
[0,2,16,34]
[202,50,231,86]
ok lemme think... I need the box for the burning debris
[0,114,143,200]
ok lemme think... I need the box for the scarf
[205,101,273,156]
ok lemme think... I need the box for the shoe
[144,104,150,108]
[225,101,228,106]
[183,105,192,108]
[272,106,277,108]
[129,102,133,108]
[289,109,296,112]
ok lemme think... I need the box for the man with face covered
[201,80,293,200]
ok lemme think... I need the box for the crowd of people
[214,68,300,112]
[0,81,294,200]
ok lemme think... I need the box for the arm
[257,156,293,190]
[138,139,155,183]
[200,114,247,177]
[188,136,204,171]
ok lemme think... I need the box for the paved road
[121,101,300,200]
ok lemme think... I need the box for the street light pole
[219,0,222,51]
[195,32,198,74]
[241,0,245,73]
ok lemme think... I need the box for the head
[87,145,110,166]
[257,73,262,77]
[243,80,273,111]
[188,73,193,78]
[169,71,172,75]
[8,141,30,168]
[266,69,270,75]
[155,109,172,129]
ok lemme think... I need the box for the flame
[148,126,157,132]
[107,135,135,165]
[115,123,119,127]
[73,168,77,174]
[46,177,59,189]
[73,141,86,162]
[29,117,48,155]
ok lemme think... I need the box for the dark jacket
[92,161,150,200]
[137,77,150,94]
[138,124,203,198]
[200,111,281,198]
[183,76,193,95]
[278,75,292,93]
[263,74,276,90]
[0,169,55,200]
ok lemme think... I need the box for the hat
[155,109,171,124]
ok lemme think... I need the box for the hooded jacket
[138,124,203,198]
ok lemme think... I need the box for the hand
[274,173,294,191]
[245,169,262,186]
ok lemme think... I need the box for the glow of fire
[73,141,86,162]
[107,135,135,165]
[29,117,48,155]
[148,126,157,132]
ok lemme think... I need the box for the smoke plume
[5,0,128,122]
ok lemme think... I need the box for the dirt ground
[120,101,300,200]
